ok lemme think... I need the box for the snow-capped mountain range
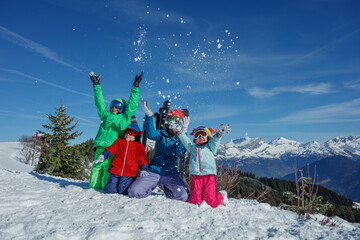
[216,136,360,178]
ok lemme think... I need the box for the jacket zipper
[198,146,202,175]
[121,141,129,176]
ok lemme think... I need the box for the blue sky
[1,0,359,144]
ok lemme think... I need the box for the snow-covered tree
[35,101,84,179]
[18,135,41,166]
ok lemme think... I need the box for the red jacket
[106,138,148,177]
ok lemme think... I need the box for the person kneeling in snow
[88,71,143,190]
[177,123,231,208]
[93,123,148,195]
[127,100,189,201]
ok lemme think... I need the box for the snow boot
[219,190,229,206]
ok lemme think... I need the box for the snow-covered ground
[1,142,360,240]
[0,142,33,172]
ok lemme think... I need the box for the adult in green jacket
[89,71,142,189]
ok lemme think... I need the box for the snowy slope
[0,142,33,172]
[1,142,360,239]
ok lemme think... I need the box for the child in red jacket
[93,123,148,195]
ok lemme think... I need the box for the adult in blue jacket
[128,100,189,201]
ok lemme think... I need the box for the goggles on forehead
[194,130,209,139]
[167,116,181,123]
[124,128,139,136]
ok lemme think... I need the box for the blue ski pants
[104,174,134,195]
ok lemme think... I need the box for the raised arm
[177,131,193,152]
[123,86,139,121]
[144,115,162,141]
[90,72,108,120]
[207,134,221,154]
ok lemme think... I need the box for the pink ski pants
[188,175,223,208]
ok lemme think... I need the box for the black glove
[133,71,143,87]
[89,72,101,87]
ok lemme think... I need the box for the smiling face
[194,129,210,144]
[111,106,119,114]
[110,100,125,114]
[197,135,209,144]
[125,133,136,141]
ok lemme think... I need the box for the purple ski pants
[128,171,189,202]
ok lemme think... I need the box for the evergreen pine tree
[35,101,83,179]
[354,209,360,223]
[344,206,354,223]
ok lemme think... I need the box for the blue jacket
[178,132,221,176]
[145,115,187,175]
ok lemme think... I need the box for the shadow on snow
[29,171,96,191]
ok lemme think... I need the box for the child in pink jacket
[178,121,231,208]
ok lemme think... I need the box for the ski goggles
[110,101,124,111]
[194,130,209,139]
[167,116,181,123]
[124,128,140,136]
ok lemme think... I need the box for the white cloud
[0,109,45,120]
[291,29,360,63]
[345,79,360,89]
[247,83,333,98]
[72,114,98,126]
[0,26,83,73]
[0,68,93,98]
[291,29,360,64]
[271,98,360,124]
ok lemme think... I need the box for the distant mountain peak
[270,137,300,146]
[216,135,360,178]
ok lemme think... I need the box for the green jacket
[93,85,139,149]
